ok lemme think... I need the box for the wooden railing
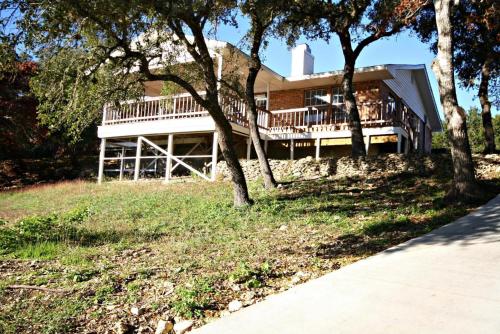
[268,102,408,133]
[103,95,418,134]
[220,97,249,128]
[103,95,207,125]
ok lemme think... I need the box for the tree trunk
[342,60,366,157]
[245,59,277,189]
[247,100,277,189]
[155,17,253,207]
[209,100,253,206]
[432,0,479,201]
[478,57,496,154]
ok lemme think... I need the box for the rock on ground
[228,300,243,313]
[216,153,500,182]
[174,320,194,334]
[155,319,174,334]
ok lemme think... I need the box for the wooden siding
[383,66,427,121]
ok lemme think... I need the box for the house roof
[384,64,442,131]
[136,34,441,132]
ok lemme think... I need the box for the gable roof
[135,34,442,132]
[384,65,441,131]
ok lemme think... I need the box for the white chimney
[290,44,314,77]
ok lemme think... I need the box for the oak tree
[238,0,285,189]
[292,0,429,157]
[431,0,480,200]
[414,0,498,153]
[1,0,254,206]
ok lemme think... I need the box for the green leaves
[0,206,91,255]
[432,107,500,153]
[30,47,143,142]
[171,278,215,318]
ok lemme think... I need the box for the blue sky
[214,21,498,118]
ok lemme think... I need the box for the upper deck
[98,93,418,140]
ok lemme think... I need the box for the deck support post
[119,146,125,181]
[211,131,219,181]
[98,138,106,184]
[266,82,270,110]
[264,139,268,153]
[315,138,321,160]
[134,137,142,181]
[397,133,402,153]
[165,134,174,181]
[404,135,410,154]
[290,139,295,160]
[246,137,252,160]
[365,135,371,155]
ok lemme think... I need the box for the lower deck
[97,125,411,183]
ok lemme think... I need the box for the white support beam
[119,147,125,181]
[98,138,106,184]
[315,138,321,160]
[165,134,174,181]
[365,135,371,155]
[139,136,210,181]
[290,139,295,160]
[154,150,158,174]
[211,131,219,181]
[216,54,223,102]
[246,137,252,160]
[134,137,142,181]
[102,105,107,125]
[266,82,270,110]
[171,142,202,172]
[397,133,402,153]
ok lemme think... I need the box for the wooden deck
[102,94,417,136]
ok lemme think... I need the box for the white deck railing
[268,102,405,133]
[103,95,415,134]
[103,94,259,129]
[103,94,208,125]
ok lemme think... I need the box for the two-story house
[97,41,441,183]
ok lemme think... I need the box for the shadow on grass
[1,220,166,256]
[314,209,469,260]
[277,173,500,261]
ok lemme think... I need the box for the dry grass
[0,173,498,334]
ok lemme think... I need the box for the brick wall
[268,81,384,111]
[268,89,306,110]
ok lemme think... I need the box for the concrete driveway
[193,195,500,334]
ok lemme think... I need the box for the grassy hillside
[0,173,498,333]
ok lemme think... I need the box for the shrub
[0,207,90,254]
[171,278,214,318]
[228,262,272,289]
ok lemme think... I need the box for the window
[255,95,267,109]
[305,89,329,107]
[332,87,344,104]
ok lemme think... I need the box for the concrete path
[193,195,500,334]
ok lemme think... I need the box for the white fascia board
[285,65,391,82]
[98,117,216,139]
[417,67,442,132]
[265,127,403,141]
